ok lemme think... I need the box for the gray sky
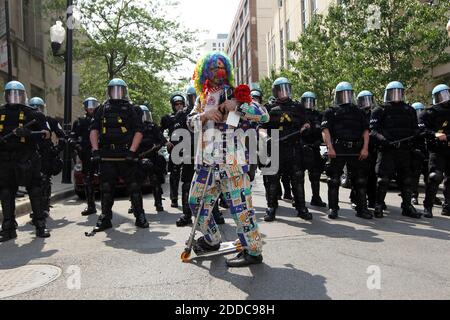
[169,0,241,80]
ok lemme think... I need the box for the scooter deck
[193,241,241,259]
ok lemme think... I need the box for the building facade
[225,0,274,86]
[202,34,228,54]
[266,0,336,75]
[0,0,82,120]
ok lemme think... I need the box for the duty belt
[101,144,129,151]
[334,139,362,149]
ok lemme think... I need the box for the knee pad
[377,177,390,188]
[129,182,141,194]
[293,170,305,182]
[354,178,367,189]
[101,182,112,194]
[429,171,444,185]
[328,177,340,188]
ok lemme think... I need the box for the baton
[0,119,37,141]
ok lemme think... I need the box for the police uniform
[161,110,185,206]
[39,116,65,216]
[304,108,327,207]
[371,102,421,218]
[322,103,372,219]
[0,103,50,241]
[90,99,147,230]
[139,118,168,212]
[263,99,312,221]
[71,112,96,215]
[420,100,450,217]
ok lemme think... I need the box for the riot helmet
[107,78,129,101]
[384,81,405,103]
[272,77,292,102]
[4,81,28,105]
[334,82,354,106]
[432,84,450,106]
[301,91,317,110]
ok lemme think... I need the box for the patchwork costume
[187,52,269,262]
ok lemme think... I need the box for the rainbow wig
[193,51,235,102]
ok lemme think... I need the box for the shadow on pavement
[192,259,330,300]
[0,238,58,270]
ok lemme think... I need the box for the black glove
[91,150,101,163]
[141,158,154,170]
[15,128,32,138]
[126,150,138,163]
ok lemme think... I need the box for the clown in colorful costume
[187,51,269,267]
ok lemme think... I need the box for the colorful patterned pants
[188,166,262,256]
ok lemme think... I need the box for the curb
[0,189,76,221]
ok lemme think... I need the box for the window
[310,0,317,15]
[244,0,249,16]
[280,29,284,68]
[246,24,251,45]
[22,0,43,53]
[286,20,291,63]
[301,0,307,32]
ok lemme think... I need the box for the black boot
[356,208,373,220]
[264,208,277,222]
[442,205,450,217]
[94,214,113,232]
[374,205,384,219]
[153,185,164,212]
[297,207,313,221]
[310,196,326,207]
[423,207,433,219]
[310,176,326,207]
[226,250,263,268]
[35,220,51,238]
[0,229,17,242]
[82,206,97,216]
[176,215,192,227]
[328,209,339,220]
[412,197,419,206]
[135,213,149,228]
[402,204,422,219]
[193,236,220,255]
[171,199,179,208]
[128,207,134,214]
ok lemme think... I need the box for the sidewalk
[0,173,75,221]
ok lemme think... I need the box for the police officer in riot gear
[251,89,263,105]
[371,81,422,219]
[421,84,450,218]
[70,97,99,216]
[161,93,186,208]
[322,82,372,220]
[411,102,428,206]
[263,77,312,222]
[29,97,65,218]
[302,91,327,207]
[355,90,377,208]
[0,81,51,241]
[186,86,197,111]
[137,105,168,212]
[90,79,147,232]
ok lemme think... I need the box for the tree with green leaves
[264,0,450,109]
[42,0,196,122]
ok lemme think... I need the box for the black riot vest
[380,103,417,141]
[0,104,36,150]
[269,101,307,145]
[304,109,323,144]
[77,115,93,150]
[431,103,450,136]
[99,102,134,146]
[330,104,366,141]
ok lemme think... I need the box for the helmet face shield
[274,83,292,101]
[302,97,316,110]
[357,96,374,109]
[142,110,153,123]
[434,89,450,105]
[5,89,27,105]
[84,100,99,110]
[187,94,196,108]
[335,90,353,105]
[108,86,128,100]
[385,88,404,103]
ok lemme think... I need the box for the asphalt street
[1,174,450,300]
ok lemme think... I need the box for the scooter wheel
[181,250,191,263]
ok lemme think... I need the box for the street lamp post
[50,0,74,184]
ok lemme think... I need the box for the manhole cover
[0,265,62,299]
